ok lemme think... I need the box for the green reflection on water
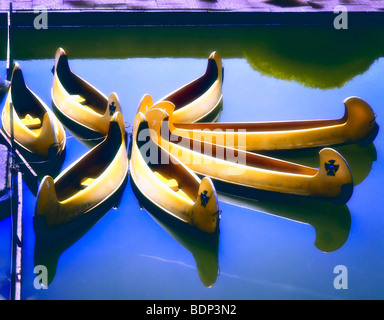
[3,25,384,89]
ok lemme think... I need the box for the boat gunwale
[51,87,103,136]
[173,111,348,132]
[160,118,319,176]
[54,49,109,117]
[160,56,221,113]
[130,146,192,225]
[134,119,201,204]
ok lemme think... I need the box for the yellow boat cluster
[1,48,379,236]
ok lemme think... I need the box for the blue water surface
[0,26,383,300]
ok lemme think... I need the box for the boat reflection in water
[131,178,220,288]
[219,192,351,253]
[11,25,384,90]
[215,142,377,252]
[33,172,127,286]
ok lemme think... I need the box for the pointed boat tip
[200,176,215,190]
[207,51,223,83]
[200,176,219,205]
[35,175,59,223]
[39,175,55,190]
[107,92,122,114]
[317,147,354,201]
[54,47,68,68]
[343,96,374,113]
[11,62,22,78]
[209,51,222,66]
[192,176,220,234]
[343,96,377,143]
[209,51,220,60]
[10,62,25,85]
[318,147,351,172]
[56,47,66,56]
[108,91,119,101]
[12,61,21,71]
[141,93,153,101]
[318,147,349,160]
[137,94,154,114]
[343,96,365,104]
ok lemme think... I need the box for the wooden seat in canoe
[21,114,42,130]
[80,177,95,189]
[71,94,87,104]
[71,94,99,114]
[154,171,179,192]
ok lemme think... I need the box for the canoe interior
[57,54,107,115]
[175,111,348,131]
[162,119,318,176]
[11,67,46,125]
[162,58,219,111]
[136,121,200,202]
[55,121,122,201]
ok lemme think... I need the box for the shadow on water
[213,142,377,252]
[33,175,127,286]
[219,192,351,253]
[130,176,220,288]
[5,25,384,89]
[0,191,16,222]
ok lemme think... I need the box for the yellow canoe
[156,51,223,123]
[34,112,128,228]
[163,96,378,151]
[130,95,220,234]
[1,63,66,159]
[52,47,122,140]
[142,101,354,204]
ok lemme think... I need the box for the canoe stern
[191,177,220,234]
[35,176,60,227]
[344,96,378,144]
[311,148,353,203]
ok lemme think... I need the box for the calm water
[0,26,383,300]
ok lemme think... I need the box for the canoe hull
[1,64,66,161]
[130,104,220,234]
[34,112,129,229]
[159,51,224,123]
[169,96,378,151]
[51,48,122,143]
[144,105,354,204]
